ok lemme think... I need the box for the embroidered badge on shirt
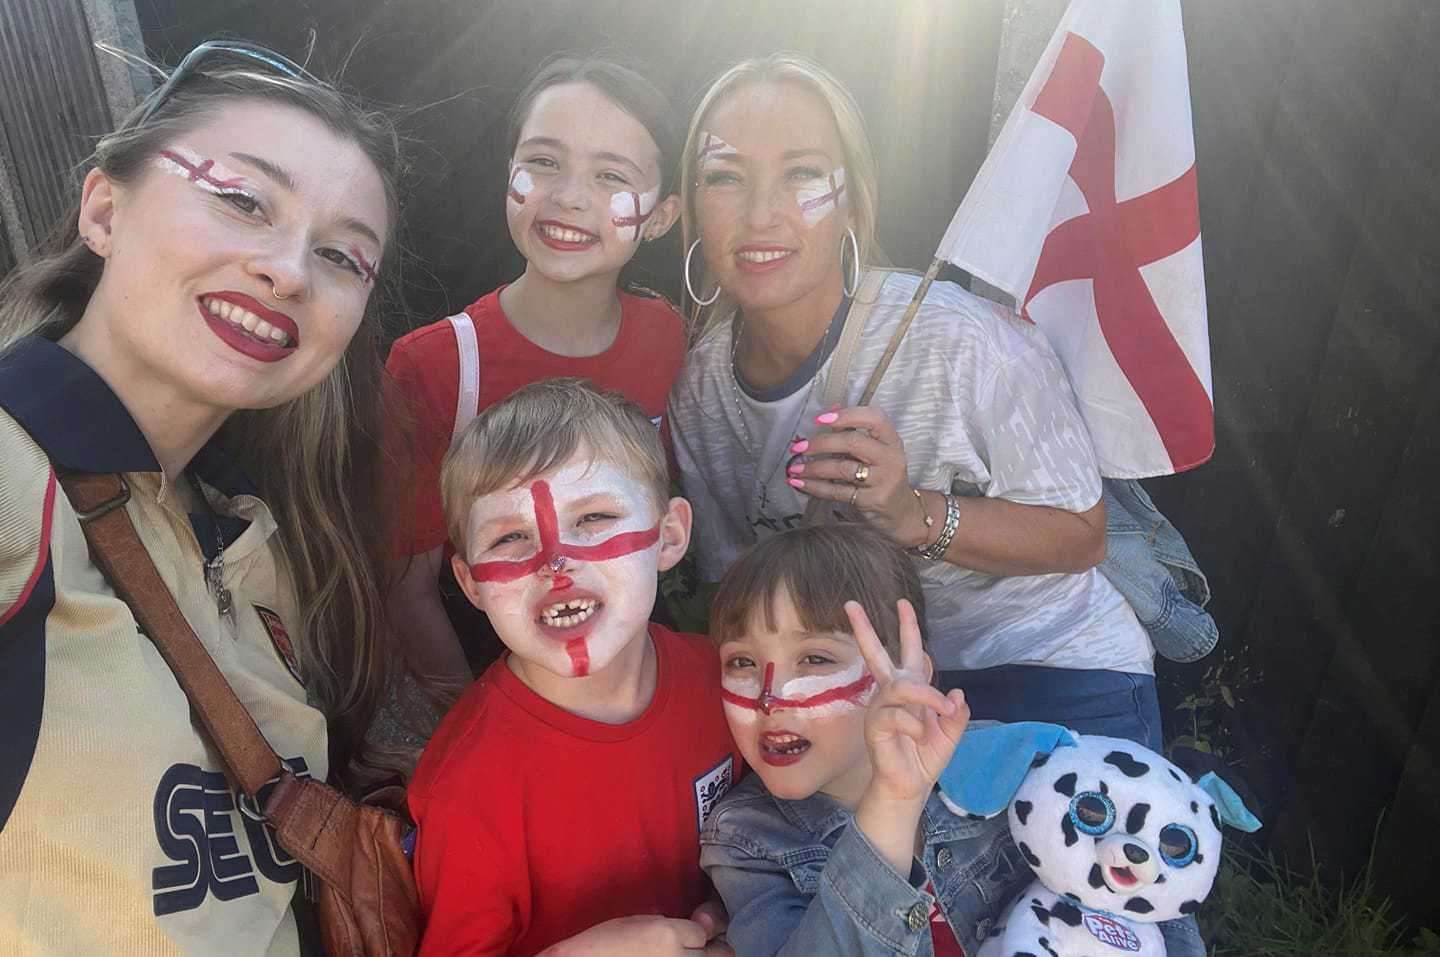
[1084,912,1143,951]
[253,604,302,685]
[693,756,734,830]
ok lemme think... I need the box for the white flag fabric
[937,0,1213,478]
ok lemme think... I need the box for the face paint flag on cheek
[721,659,875,723]
[468,480,663,585]
[796,167,847,227]
[508,165,535,206]
[609,187,659,242]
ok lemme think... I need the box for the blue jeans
[936,665,1202,957]
[937,664,1163,752]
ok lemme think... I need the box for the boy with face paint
[700,525,1030,957]
[407,379,740,957]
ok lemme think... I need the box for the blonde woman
[668,53,1205,957]
[0,42,404,954]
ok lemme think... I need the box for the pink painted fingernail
[790,439,809,454]
[815,411,839,425]
[787,462,805,476]
[787,477,805,489]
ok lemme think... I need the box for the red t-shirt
[408,625,741,957]
[383,286,685,556]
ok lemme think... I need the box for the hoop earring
[684,239,721,306]
[841,226,860,298]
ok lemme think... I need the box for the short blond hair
[441,378,670,553]
[679,53,882,326]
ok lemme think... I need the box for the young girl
[384,57,684,683]
[701,525,1028,957]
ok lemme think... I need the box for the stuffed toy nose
[1097,834,1160,887]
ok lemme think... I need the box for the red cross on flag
[937,0,1212,477]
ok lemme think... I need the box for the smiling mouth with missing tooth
[539,597,600,628]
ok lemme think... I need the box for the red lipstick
[198,291,300,363]
[536,220,600,252]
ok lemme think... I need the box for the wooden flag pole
[857,257,945,406]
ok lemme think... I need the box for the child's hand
[847,599,970,806]
[540,914,713,956]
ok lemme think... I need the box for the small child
[408,379,740,956]
[701,525,1030,957]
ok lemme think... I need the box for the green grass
[1200,845,1440,956]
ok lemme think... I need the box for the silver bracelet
[915,494,960,561]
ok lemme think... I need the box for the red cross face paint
[462,455,664,679]
[608,187,659,243]
[507,164,535,206]
[721,660,875,724]
[795,167,847,227]
[154,147,251,199]
[696,131,736,168]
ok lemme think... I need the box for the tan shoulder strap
[814,268,888,412]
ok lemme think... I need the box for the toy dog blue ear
[937,722,1077,818]
[1197,772,1262,833]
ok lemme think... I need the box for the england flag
[938,0,1212,477]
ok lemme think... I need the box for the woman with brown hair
[0,41,405,953]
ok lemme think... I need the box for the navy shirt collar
[0,335,256,497]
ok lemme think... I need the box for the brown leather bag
[60,471,420,957]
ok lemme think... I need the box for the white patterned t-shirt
[669,272,1153,674]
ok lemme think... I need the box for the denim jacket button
[936,847,953,869]
[906,902,928,932]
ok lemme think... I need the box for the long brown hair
[0,55,409,786]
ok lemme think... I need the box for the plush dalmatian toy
[937,723,1260,957]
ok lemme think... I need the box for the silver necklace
[728,309,842,526]
[188,474,235,624]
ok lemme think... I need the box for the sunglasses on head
[132,40,318,127]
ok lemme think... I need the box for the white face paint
[721,659,875,725]
[507,165,535,207]
[608,186,659,243]
[152,145,249,197]
[795,166,847,227]
[695,131,735,168]
[462,454,663,679]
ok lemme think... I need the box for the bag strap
[814,269,888,411]
[58,471,285,798]
[447,311,481,444]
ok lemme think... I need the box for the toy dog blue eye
[1158,823,1198,866]
[1069,792,1115,836]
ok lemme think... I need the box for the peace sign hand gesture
[845,599,970,806]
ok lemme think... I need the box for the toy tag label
[1084,913,1142,951]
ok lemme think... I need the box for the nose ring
[548,554,567,574]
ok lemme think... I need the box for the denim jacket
[699,775,1029,957]
[1100,478,1219,663]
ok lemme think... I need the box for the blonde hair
[0,59,408,786]
[679,53,882,331]
[441,378,670,554]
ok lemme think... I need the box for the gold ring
[849,486,860,507]
[854,463,870,485]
